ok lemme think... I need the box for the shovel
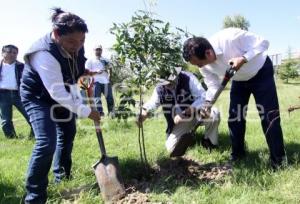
[198,63,236,118]
[210,62,236,105]
[197,63,236,125]
[80,76,126,202]
[92,121,126,202]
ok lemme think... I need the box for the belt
[0,88,18,92]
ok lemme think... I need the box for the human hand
[78,75,93,90]
[136,109,148,127]
[199,101,212,119]
[174,114,184,124]
[228,56,247,70]
[88,110,101,121]
[181,107,195,117]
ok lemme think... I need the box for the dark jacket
[20,33,86,118]
[21,33,86,104]
[156,72,195,135]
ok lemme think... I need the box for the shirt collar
[211,43,223,56]
[2,61,16,66]
[209,36,223,56]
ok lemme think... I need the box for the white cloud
[297,16,300,21]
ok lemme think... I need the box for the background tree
[109,54,136,122]
[110,10,191,120]
[279,47,300,83]
[110,11,192,169]
[222,14,250,30]
[109,54,133,84]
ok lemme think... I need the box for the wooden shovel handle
[82,77,107,156]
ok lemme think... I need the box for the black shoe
[271,156,287,170]
[6,133,17,139]
[54,174,73,184]
[229,153,246,163]
[229,155,239,163]
[201,138,217,152]
[170,133,195,157]
[65,174,73,180]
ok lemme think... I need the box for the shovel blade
[94,156,126,202]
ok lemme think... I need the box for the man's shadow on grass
[195,130,300,167]
[118,141,300,197]
[285,142,300,165]
[0,182,19,204]
[58,136,300,201]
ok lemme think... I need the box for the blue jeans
[0,89,31,138]
[21,97,76,204]
[228,57,285,165]
[94,82,114,114]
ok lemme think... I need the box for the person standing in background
[0,45,33,139]
[85,45,115,117]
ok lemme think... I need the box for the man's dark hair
[51,7,88,36]
[182,37,213,61]
[2,44,18,53]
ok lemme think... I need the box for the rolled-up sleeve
[199,68,221,101]
[188,74,206,109]
[143,87,161,111]
[237,30,269,62]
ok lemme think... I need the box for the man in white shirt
[85,45,114,117]
[183,28,286,168]
[136,67,220,157]
[0,45,32,138]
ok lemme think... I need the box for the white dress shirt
[143,71,206,112]
[0,62,18,90]
[201,28,269,101]
[30,51,91,118]
[85,57,110,84]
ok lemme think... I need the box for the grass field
[0,78,300,204]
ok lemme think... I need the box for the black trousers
[228,57,285,164]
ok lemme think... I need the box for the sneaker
[6,132,17,139]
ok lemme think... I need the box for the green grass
[1,78,300,204]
